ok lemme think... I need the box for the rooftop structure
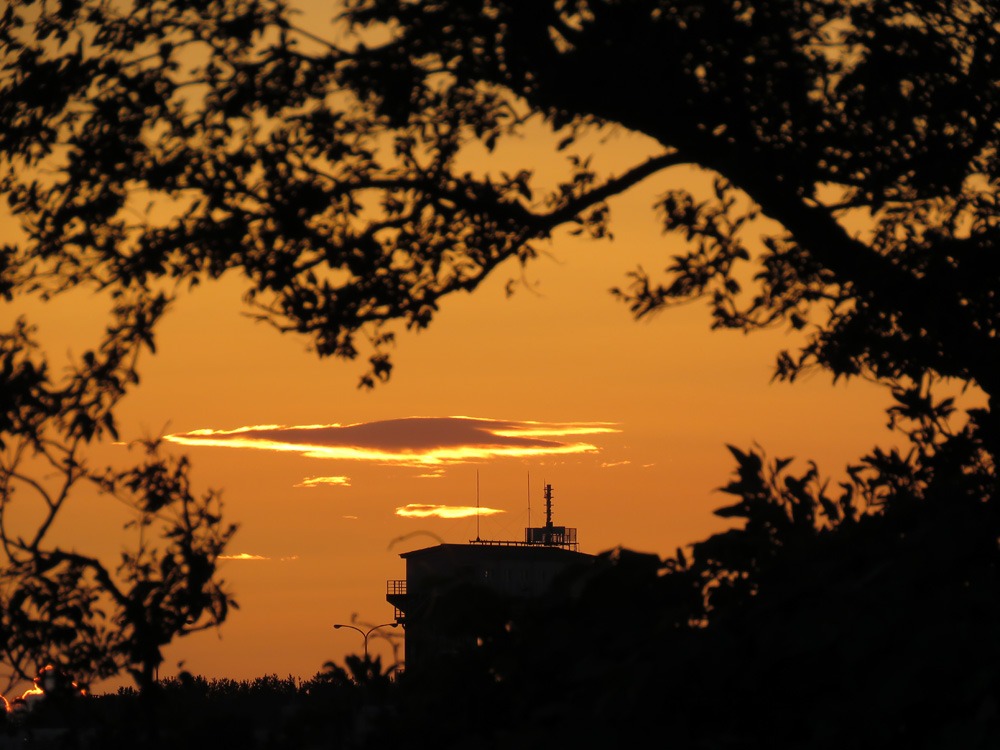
[386,484,592,670]
[468,483,579,550]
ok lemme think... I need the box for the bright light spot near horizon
[164,416,618,466]
[396,504,506,519]
[219,553,269,561]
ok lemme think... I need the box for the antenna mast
[476,470,481,541]
[543,483,554,545]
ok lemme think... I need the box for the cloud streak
[295,476,351,488]
[396,504,506,519]
[165,416,618,467]
[601,460,631,468]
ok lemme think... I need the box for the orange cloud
[165,416,618,467]
[416,469,446,479]
[395,504,506,519]
[218,553,299,562]
[295,475,351,488]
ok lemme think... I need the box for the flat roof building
[386,484,593,670]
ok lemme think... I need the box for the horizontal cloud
[165,416,618,467]
[396,504,506,519]
[295,475,351,488]
[416,469,446,479]
[219,553,299,562]
[601,460,631,468]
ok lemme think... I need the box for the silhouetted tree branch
[0,293,235,694]
[2,0,994,409]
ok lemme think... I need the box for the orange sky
[5,168,902,691]
[0,3,916,692]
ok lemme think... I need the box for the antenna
[476,469,481,541]
[527,471,531,529]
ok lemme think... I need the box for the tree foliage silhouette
[2,0,993,403]
[0,303,236,694]
[464,403,999,748]
[1,0,997,728]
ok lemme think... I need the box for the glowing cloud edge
[396,504,506,519]
[295,476,351,488]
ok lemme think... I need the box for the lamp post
[333,622,399,661]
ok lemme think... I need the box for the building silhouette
[386,484,593,670]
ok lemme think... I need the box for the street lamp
[332,622,399,661]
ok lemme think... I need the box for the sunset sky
[8,166,901,690]
[1,2,919,692]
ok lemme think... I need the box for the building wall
[395,543,593,670]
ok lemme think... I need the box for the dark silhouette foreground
[5,474,999,750]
